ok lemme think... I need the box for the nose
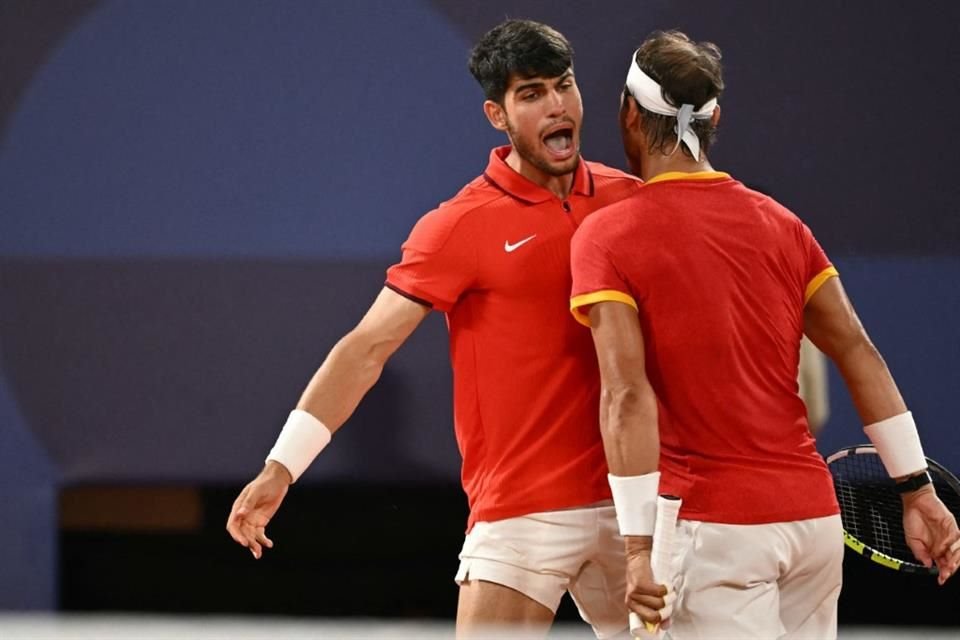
[546,89,566,116]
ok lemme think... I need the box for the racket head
[825,444,960,575]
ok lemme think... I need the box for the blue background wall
[1,0,958,612]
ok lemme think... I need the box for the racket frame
[826,444,960,575]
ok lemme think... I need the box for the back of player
[580,176,840,524]
[569,31,844,640]
[572,28,959,640]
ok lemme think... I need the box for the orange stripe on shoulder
[805,266,839,304]
[570,290,638,327]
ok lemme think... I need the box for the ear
[710,104,721,127]
[483,99,509,132]
[621,93,641,130]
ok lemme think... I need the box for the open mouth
[542,124,575,159]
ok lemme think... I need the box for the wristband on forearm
[863,411,927,478]
[607,472,660,536]
[265,409,332,483]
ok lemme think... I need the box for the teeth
[545,134,572,152]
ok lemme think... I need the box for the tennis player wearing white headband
[569,29,960,640]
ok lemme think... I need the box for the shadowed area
[0,0,102,146]
[0,259,459,484]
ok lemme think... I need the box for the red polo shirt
[387,146,641,529]
[570,172,839,524]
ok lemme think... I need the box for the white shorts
[455,503,627,639]
[669,514,843,640]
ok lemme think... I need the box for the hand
[226,461,292,559]
[624,537,671,628]
[901,484,960,584]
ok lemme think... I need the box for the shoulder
[740,183,801,224]
[405,175,507,252]
[575,196,637,249]
[738,184,816,248]
[585,160,643,205]
[585,160,640,184]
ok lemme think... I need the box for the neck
[636,149,714,183]
[504,147,575,200]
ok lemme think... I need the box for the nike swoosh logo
[504,234,537,253]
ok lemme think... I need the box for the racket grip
[628,611,660,638]
[628,611,655,636]
[651,496,681,576]
[628,495,682,639]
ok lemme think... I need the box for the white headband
[625,50,718,160]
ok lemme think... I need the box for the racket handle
[628,495,682,638]
[628,611,656,636]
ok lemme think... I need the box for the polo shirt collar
[484,145,594,203]
[645,170,731,185]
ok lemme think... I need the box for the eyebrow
[513,71,574,94]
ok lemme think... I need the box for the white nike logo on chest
[504,234,537,253]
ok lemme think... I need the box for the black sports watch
[895,470,932,494]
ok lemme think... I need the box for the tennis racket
[629,495,682,638]
[825,444,960,574]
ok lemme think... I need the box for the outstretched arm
[226,287,430,557]
[295,286,431,432]
[805,277,960,583]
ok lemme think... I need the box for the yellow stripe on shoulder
[570,290,638,327]
[804,266,839,304]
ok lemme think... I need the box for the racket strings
[830,453,913,562]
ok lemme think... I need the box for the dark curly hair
[469,20,574,104]
[630,30,724,158]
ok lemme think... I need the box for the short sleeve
[385,208,475,313]
[801,223,838,304]
[569,223,638,327]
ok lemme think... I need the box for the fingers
[226,514,259,555]
[628,581,667,597]
[907,539,934,569]
[256,528,274,550]
[659,590,677,621]
[225,486,274,559]
[929,529,953,560]
[627,591,669,624]
[627,600,663,626]
[925,512,960,583]
[627,588,676,638]
[936,538,960,585]
[236,522,268,559]
[242,522,272,557]
[256,529,273,547]
[226,492,251,547]
[904,523,934,568]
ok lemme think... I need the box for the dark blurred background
[1,0,958,630]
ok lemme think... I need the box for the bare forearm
[296,332,387,433]
[601,384,659,476]
[833,339,906,424]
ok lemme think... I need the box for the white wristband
[266,409,332,483]
[863,411,926,477]
[608,472,660,536]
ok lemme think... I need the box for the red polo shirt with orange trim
[386,146,641,530]
[570,172,840,524]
